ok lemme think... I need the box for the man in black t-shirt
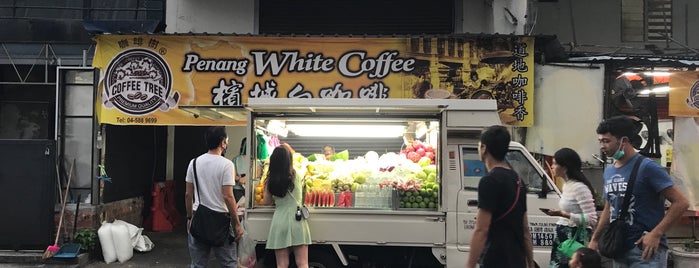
[466,125,534,268]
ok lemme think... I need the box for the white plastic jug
[97,222,117,264]
[111,221,134,263]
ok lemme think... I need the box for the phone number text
[115,117,158,124]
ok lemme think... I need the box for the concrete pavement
[85,225,192,268]
[0,224,219,268]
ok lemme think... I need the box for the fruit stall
[242,98,496,250]
[240,98,562,267]
[251,108,441,211]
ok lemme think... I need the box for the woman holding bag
[263,144,312,268]
[543,148,598,268]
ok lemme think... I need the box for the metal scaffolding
[0,42,95,85]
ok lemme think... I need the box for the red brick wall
[54,197,143,241]
[98,197,144,226]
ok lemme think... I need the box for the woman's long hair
[554,148,596,202]
[265,146,296,197]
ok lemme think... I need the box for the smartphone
[539,208,551,213]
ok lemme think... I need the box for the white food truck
[243,98,561,267]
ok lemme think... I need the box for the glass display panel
[251,117,440,211]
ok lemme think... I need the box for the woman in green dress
[263,144,312,267]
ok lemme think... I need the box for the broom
[42,159,74,259]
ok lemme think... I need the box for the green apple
[422,165,436,175]
[418,157,431,167]
[426,173,437,183]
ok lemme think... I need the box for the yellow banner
[93,35,535,125]
[670,71,699,117]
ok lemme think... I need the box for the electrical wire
[568,0,577,46]
[527,6,538,35]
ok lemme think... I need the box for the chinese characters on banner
[93,35,535,126]
[510,42,530,123]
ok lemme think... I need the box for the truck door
[455,144,560,265]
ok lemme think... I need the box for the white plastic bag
[110,219,154,252]
[98,219,153,263]
[134,234,155,252]
[237,221,257,268]
[113,219,141,247]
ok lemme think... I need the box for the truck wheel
[307,249,341,268]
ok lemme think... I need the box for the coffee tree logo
[688,80,699,110]
[103,48,179,115]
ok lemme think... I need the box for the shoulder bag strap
[301,174,307,205]
[287,174,306,206]
[192,157,201,205]
[618,156,644,221]
[495,176,522,222]
[288,189,303,207]
[576,213,588,243]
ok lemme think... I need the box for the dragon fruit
[407,151,421,163]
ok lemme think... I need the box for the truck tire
[307,248,342,268]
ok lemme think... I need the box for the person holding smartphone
[542,148,598,268]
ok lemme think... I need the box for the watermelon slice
[338,192,347,207]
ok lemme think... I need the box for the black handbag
[289,189,309,221]
[189,157,232,247]
[598,156,643,258]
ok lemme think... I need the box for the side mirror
[538,177,550,199]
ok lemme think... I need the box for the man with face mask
[185,126,244,267]
[589,116,688,267]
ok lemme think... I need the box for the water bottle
[371,184,379,208]
[356,184,364,208]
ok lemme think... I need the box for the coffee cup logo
[103,48,179,115]
[688,80,699,110]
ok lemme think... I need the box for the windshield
[461,147,553,194]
